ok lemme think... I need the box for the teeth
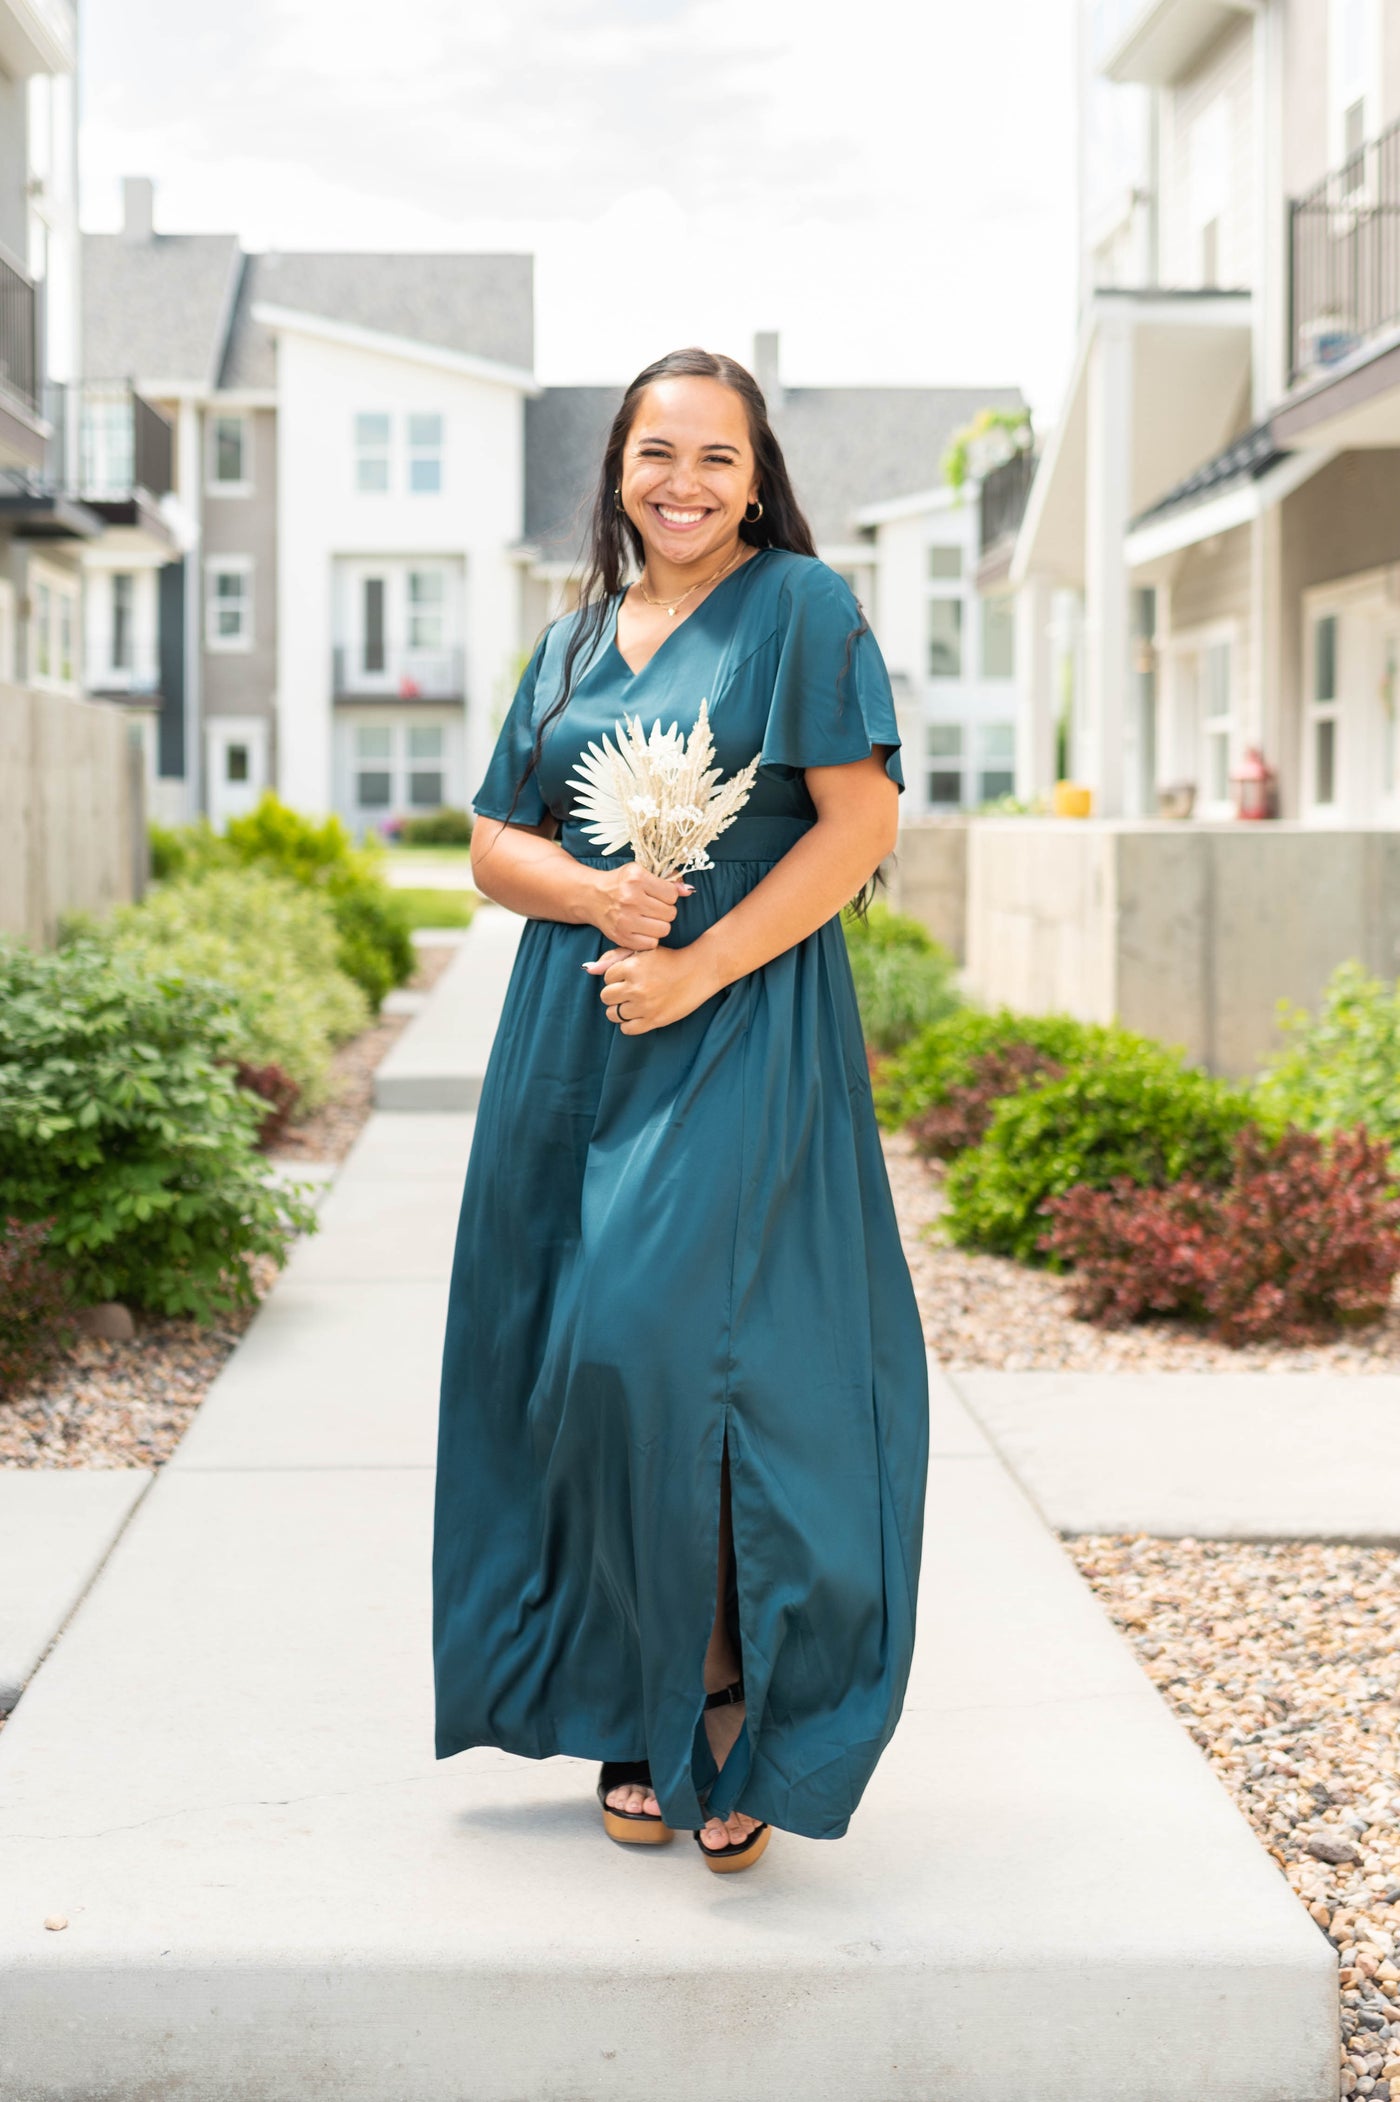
[656,505,706,523]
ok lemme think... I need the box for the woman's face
[617,375,759,573]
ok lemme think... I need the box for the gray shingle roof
[219,251,534,388]
[523,381,1028,564]
[82,233,243,388]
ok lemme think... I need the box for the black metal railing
[36,380,174,500]
[979,446,1037,555]
[332,644,465,701]
[1289,113,1400,383]
[0,250,39,415]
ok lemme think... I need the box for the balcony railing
[87,641,162,699]
[979,446,1037,556]
[41,380,174,501]
[1289,114,1400,384]
[332,645,465,702]
[0,249,39,415]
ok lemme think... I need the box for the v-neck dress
[432,547,929,1840]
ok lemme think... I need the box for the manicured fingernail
[680,884,695,894]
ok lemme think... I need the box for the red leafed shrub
[909,1043,1065,1162]
[1038,1125,1400,1345]
[233,1060,302,1151]
[0,1216,77,1395]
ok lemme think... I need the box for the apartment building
[1011,0,1400,826]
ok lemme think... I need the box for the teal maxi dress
[432,547,929,1841]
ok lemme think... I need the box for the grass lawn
[381,845,473,876]
[393,887,479,930]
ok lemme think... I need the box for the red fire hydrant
[1229,745,1277,820]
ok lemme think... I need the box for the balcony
[87,639,163,704]
[0,248,44,473]
[332,644,465,704]
[978,446,1037,585]
[0,380,178,549]
[1288,116,1400,386]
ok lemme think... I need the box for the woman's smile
[649,501,714,532]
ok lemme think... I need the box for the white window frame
[407,411,444,495]
[27,559,80,691]
[206,410,251,496]
[1161,618,1237,819]
[205,556,254,653]
[925,539,965,682]
[1329,0,1381,191]
[354,412,392,495]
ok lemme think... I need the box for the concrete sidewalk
[0,906,1338,2102]
[954,1369,1400,1541]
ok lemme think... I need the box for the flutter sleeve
[471,630,551,825]
[758,563,905,792]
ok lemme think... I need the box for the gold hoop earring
[744,498,764,524]
[613,485,624,513]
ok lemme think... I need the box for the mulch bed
[883,1128,1400,1373]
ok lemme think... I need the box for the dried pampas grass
[565,697,761,878]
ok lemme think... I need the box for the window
[362,579,387,673]
[226,743,250,784]
[34,580,50,678]
[976,721,1015,802]
[1202,641,1231,804]
[928,599,962,678]
[111,572,134,671]
[925,723,963,807]
[408,722,445,806]
[208,412,249,491]
[1311,613,1340,807]
[355,413,391,493]
[80,393,134,497]
[927,546,962,581]
[926,723,963,759]
[28,570,79,687]
[1191,99,1228,288]
[408,570,445,648]
[408,412,443,494]
[981,596,1015,679]
[1332,0,1377,191]
[206,560,253,650]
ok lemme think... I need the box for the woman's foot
[605,1775,661,1818]
[698,1672,760,1851]
[698,1804,764,1851]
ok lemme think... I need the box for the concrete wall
[961,816,1400,1075]
[0,684,143,946]
[885,818,969,961]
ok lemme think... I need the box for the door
[207,718,269,830]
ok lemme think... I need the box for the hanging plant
[942,406,1034,496]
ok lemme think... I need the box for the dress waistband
[559,814,814,861]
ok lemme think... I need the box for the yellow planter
[1053,781,1093,819]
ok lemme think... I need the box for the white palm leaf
[565,697,762,878]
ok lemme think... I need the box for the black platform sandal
[694,1679,771,1874]
[597,1759,673,1845]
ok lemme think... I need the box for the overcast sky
[79,0,1080,421]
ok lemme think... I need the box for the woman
[433,346,929,1872]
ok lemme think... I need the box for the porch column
[1014,572,1056,798]
[1250,502,1283,769]
[1082,315,1133,816]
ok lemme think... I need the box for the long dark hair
[489,344,887,917]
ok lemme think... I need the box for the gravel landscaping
[883,1128,1400,1372]
[1069,1533,1400,2099]
[0,942,457,1473]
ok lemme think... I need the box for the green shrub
[0,940,318,1319]
[397,807,473,847]
[1253,960,1400,1166]
[842,904,959,1054]
[874,1007,1139,1131]
[148,793,415,1008]
[942,1049,1256,1263]
[101,870,369,1110]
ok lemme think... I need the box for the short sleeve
[471,631,550,825]
[758,564,905,792]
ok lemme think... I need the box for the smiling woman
[432,347,930,1876]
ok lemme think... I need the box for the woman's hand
[589,862,694,950]
[583,942,720,1034]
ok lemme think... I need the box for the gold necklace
[633,542,750,618]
